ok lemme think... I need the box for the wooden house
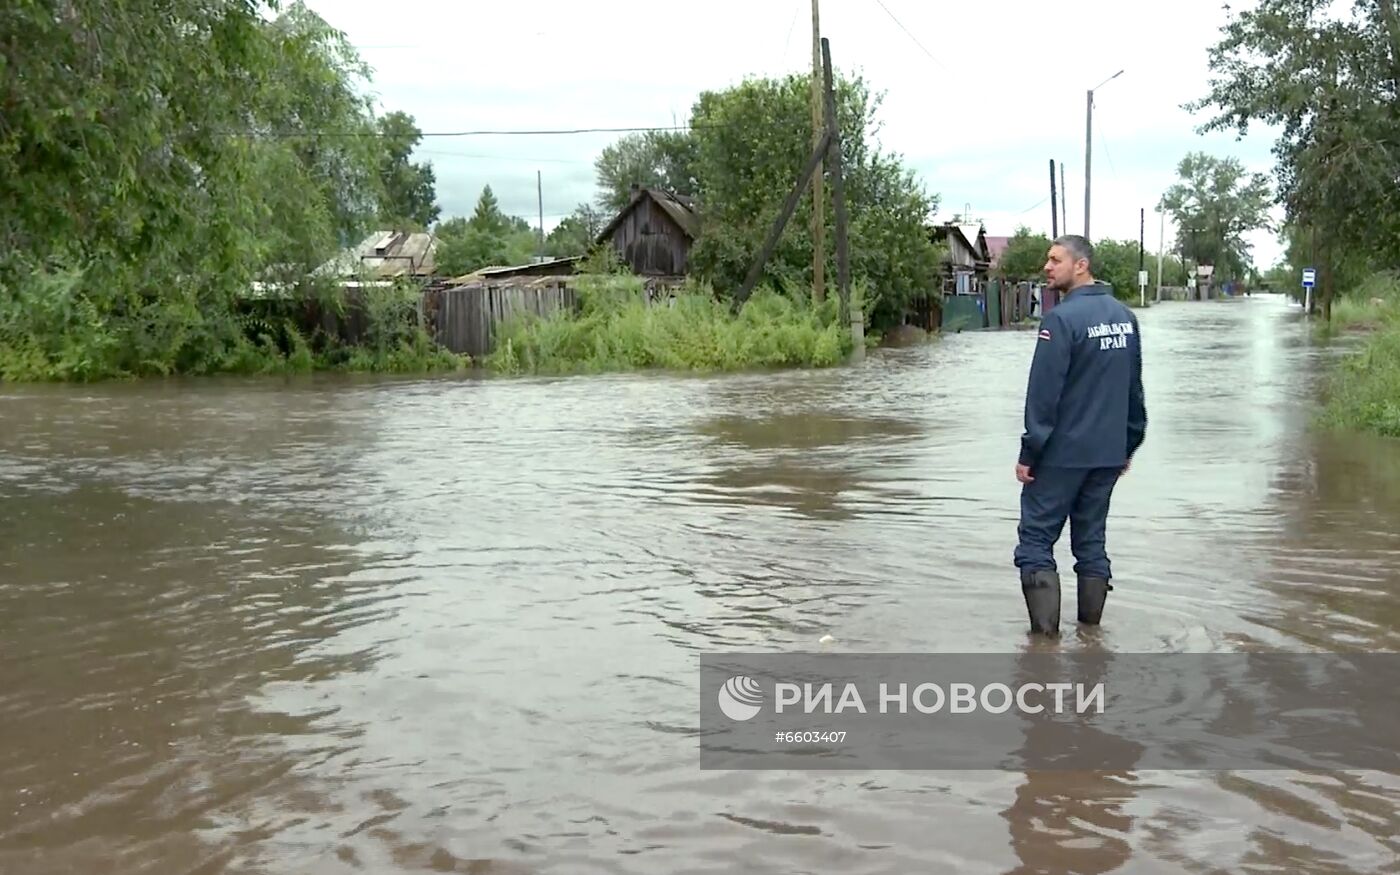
[595,186,699,277]
[931,221,992,295]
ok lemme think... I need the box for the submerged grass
[484,275,860,375]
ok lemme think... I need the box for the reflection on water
[1,295,1398,873]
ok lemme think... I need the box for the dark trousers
[1014,466,1121,580]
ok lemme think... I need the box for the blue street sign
[1302,268,1317,288]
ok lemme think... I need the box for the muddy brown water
[2,295,1397,874]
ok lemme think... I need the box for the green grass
[1316,272,1400,438]
[484,275,859,375]
[1318,325,1400,437]
[1313,271,1400,339]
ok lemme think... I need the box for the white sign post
[1302,268,1316,314]
[1138,270,1149,307]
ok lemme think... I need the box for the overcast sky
[305,0,1286,269]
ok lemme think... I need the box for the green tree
[545,204,606,258]
[1188,0,1400,320]
[376,110,439,229]
[434,202,538,277]
[997,227,1052,281]
[594,131,699,212]
[673,72,941,331]
[1159,152,1272,284]
[1091,240,1148,303]
[0,0,391,378]
[469,185,510,235]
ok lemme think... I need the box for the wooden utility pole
[735,39,855,357]
[1084,90,1094,238]
[1156,208,1164,303]
[810,0,825,304]
[1139,207,1146,306]
[1049,159,1059,237]
[735,134,832,304]
[821,37,855,353]
[537,170,545,260]
[1061,164,1068,234]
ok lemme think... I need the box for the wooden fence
[939,281,1044,331]
[429,280,579,359]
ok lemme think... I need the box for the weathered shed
[595,187,699,277]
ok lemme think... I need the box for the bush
[0,264,469,381]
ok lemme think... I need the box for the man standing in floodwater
[1014,235,1146,636]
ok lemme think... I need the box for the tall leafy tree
[678,72,942,330]
[593,131,698,212]
[545,204,606,258]
[376,110,439,229]
[1187,0,1400,319]
[0,0,391,378]
[997,227,1053,281]
[1159,152,1272,284]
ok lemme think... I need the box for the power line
[220,123,728,139]
[1097,123,1118,180]
[1016,195,1050,216]
[414,148,591,164]
[870,0,951,73]
[782,0,801,58]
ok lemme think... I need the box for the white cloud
[305,0,1288,267]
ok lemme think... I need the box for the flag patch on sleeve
[1038,328,1052,341]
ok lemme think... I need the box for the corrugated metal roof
[448,256,583,285]
[316,230,438,279]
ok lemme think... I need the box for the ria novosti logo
[717,676,763,721]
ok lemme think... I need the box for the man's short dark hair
[1053,235,1094,268]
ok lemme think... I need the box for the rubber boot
[1077,576,1113,625]
[1021,569,1061,636]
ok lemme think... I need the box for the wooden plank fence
[431,281,579,359]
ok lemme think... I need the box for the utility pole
[1049,159,1059,237]
[821,37,855,356]
[1084,91,1093,239]
[810,0,825,304]
[1156,207,1164,303]
[1060,163,1067,235]
[1139,207,1146,307]
[1084,70,1123,241]
[537,170,545,260]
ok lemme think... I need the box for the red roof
[985,236,1011,268]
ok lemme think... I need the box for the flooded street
[2,294,1397,873]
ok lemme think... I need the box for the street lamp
[1083,69,1123,241]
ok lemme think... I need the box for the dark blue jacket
[1019,282,1146,470]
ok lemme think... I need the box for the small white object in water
[819,634,835,644]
